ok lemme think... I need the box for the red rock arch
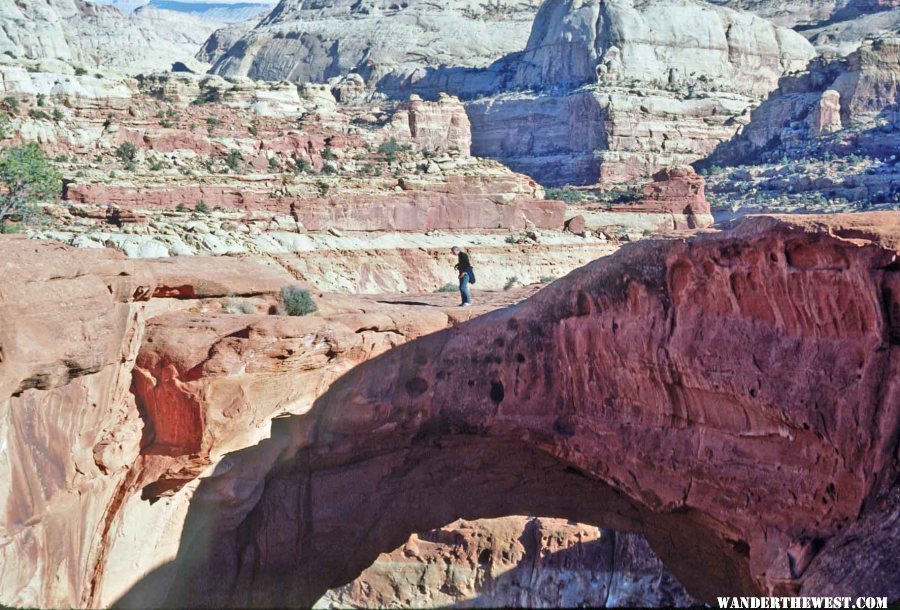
[131,214,899,608]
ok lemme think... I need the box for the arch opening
[140,434,754,609]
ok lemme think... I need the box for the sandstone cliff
[111,212,900,607]
[206,0,542,86]
[0,0,221,74]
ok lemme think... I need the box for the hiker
[452,246,475,307]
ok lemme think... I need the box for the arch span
[137,213,900,607]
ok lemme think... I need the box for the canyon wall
[118,212,900,607]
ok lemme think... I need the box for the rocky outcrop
[622,167,712,230]
[206,0,542,87]
[0,0,220,74]
[119,212,900,607]
[387,94,472,156]
[711,37,900,164]
[320,517,695,608]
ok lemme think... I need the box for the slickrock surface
[319,517,695,608]
[123,212,900,607]
[0,235,531,609]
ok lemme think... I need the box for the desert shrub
[321,145,336,160]
[295,157,313,174]
[175,202,188,212]
[2,96,19,114]
[539,276,557,284]
[0,143,61,229]
[0,113,10,140]
[225,149,242,171]
[206,117,221,127]
[28,109,51,121]
[194,201,210,214]
[503,276,519,291]
[435,283,457,293]
[52,108,64,122]
[115,142,137,163]
[545,187,588,204]
[377,137,411,162]
[36,94,47,107]
[74,67,88,76]
[160,119,173,128]
[281,285,317,316]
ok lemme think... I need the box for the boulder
[564,214,587,236]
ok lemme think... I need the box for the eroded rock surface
[131,213,900,607]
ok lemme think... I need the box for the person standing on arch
[451,246,475,307]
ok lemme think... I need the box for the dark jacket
[455,252,472,273]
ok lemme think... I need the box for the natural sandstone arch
[123,214,900,608]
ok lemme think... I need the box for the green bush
[74,67,88,76]
[281,285,318,316]
[377,137,411,162]
[225,149,242,171]
[2,96,19,114]
[0,143,61,228]
[115,142,137,163]
[28,109,51,121]
[545,187,589,204]
[503,276,519,291]
[194,201,210,214]
[539,276,557,284]
[435,282,457,293]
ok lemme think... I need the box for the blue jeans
[459,272,472,305]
